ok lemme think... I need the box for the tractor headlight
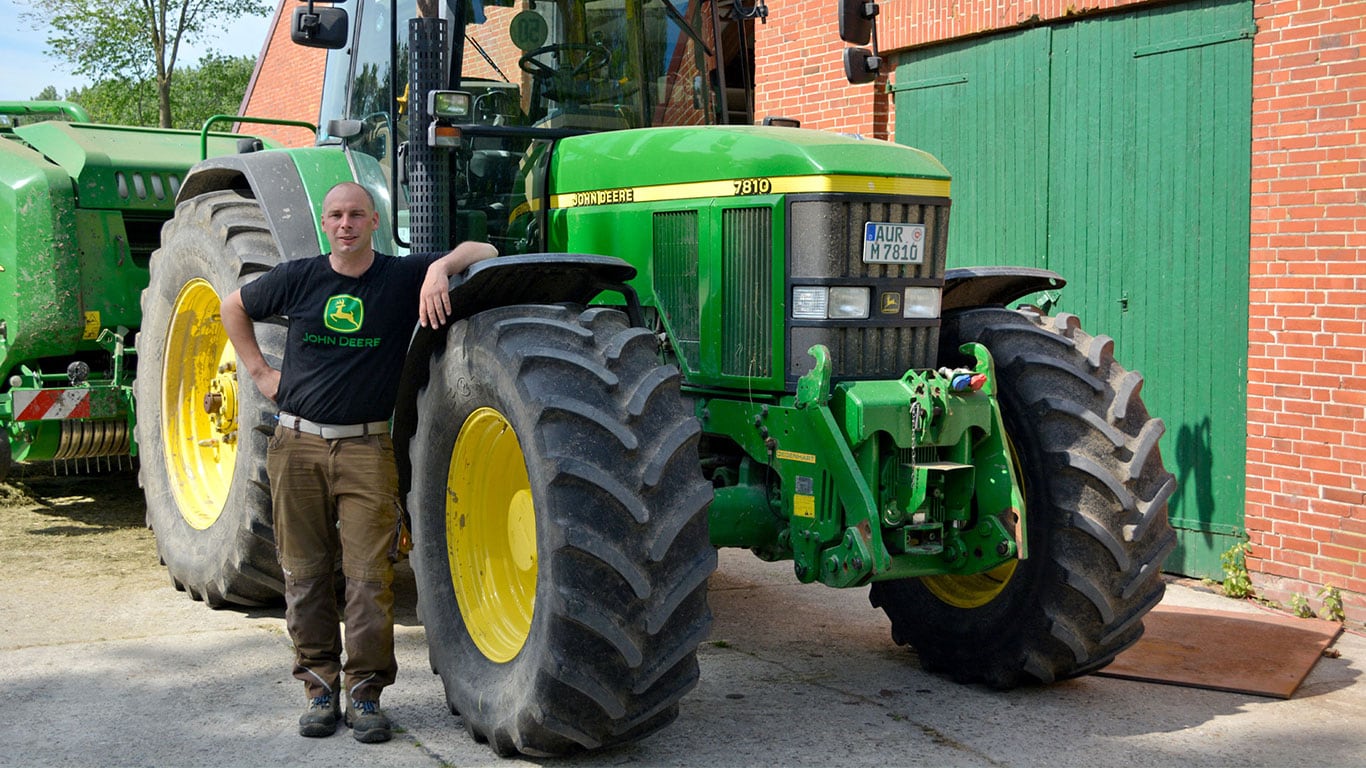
[792,286,871,319]
[792,287,830,319]
[902,287,942,319]
[828,286,871,319]
[793,285,927,320]
[429,90,472,119]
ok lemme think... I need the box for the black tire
[135,190,284,607]
[869,308,1176,687]
[408,304,715,757]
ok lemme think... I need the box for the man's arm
[220,290,282,402]
[419,241,499,328]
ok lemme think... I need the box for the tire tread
[869,307,1176,688]
[409,304,714,756]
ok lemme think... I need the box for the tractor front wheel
[408,304,715,757]
[870,307,1176,687]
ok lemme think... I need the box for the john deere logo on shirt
[324,295,364,333]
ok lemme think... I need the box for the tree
[23,0,270,128]
[62,53,255,129]
[165,53,257,130]
[34,86,60,101]
[62,77,158,127]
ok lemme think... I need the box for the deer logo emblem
[324,295,364,333]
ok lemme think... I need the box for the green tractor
[135,0,1177,757]
[0,100,281,481]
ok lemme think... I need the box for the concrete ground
[1,469,1363,767]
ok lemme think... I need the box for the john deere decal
[324,295,364,333]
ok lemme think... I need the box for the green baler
[0,102,268,478]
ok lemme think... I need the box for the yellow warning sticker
[82,311,100,340]
[793,494,815,519]
[775,449,816,464]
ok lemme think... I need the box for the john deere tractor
[135,0,1176,756]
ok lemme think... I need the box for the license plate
[862,222,926,264]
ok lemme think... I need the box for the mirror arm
[868,6,883,74]
[731,0,769,23]
[298,0,319,40]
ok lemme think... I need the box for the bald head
[324,182,376,213]
[321,182,380,264]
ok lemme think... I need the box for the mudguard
[175,148,359,263]
[392,253,639,493]
[942,266,1066,311]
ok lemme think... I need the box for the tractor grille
[653,210,702,371]
[721,207,772,378]
[787,195,951,382]
[653,207,774,380]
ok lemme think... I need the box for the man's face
[321,186,379,259]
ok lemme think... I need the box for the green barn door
[886,27,1051,268]
[894,0,1253,578]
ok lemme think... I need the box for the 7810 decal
[732,177,773,195]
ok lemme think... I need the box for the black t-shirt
[240,251,441,424]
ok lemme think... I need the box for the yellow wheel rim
[448,407,536,662]
[161,278,238,530]
[922,433,1027,609]
[922,560,1018,609]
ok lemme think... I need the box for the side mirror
[325,118,364,140]
[838,0,875,45]
[291,5,349,49]
[843,48,881,85]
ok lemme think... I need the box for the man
[220,181,495,743]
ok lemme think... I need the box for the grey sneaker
[346,698,392,743]
[298,693,340,738]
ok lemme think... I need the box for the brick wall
[1244,0,1365,618]
[753,0,891,137]
[239,1,326,148]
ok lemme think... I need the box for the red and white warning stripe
[14,389,92,421]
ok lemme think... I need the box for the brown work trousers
[266,426,403,703]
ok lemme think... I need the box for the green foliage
[34,86,60,101]
[27,0,269,80]
[1317,585,1345,623]
[1288,593,1314,619]
[22,0,269,127]
[164,54,257,129]
[62,78,158,127]
[59,54,255,129]
[1219,540,1254,599]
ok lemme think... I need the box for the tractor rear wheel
[135,190,284,607]
[869,307,1176,687]
[408,304,715,757]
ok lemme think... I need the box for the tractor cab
[301,0,757,254]
[482,0,738,131]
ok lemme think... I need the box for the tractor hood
[549,126,950,195]
[10,121,263,212]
